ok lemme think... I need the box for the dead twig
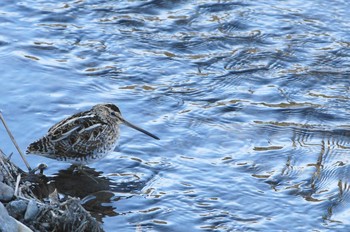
[0,111,32,172]
[14,174,21,197]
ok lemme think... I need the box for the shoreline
[0,149,103,232]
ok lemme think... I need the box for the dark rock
[6,199,28,219]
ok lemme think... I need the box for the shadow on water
[48,165,149,222]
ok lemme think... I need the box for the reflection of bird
[52,165,117,221]
[26,103,159,164]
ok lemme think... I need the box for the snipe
[26,103,159,164]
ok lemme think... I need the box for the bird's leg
[73,165,99,184]
[75,164,84,173]
[81,169,99,184]
[71,164,84,174]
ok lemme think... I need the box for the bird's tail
[26,136,54,154]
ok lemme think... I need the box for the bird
[26,103,159,165]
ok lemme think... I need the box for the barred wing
[47,112,109,156]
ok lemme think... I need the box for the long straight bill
[122,119,160,140]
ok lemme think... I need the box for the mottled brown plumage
[26,103,159,164]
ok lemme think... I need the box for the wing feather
[46,111,109,155]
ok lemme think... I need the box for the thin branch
[0,111,32,172]
[14,174,21,197]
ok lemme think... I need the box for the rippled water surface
[1,0,350,231]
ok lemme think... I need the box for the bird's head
[94,103,159,140]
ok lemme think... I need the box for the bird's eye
[110,112,116,116]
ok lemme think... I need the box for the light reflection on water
[1,0,350,231]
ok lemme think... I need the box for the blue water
[1,0,350,231]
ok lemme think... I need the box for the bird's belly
[58,133,120,165]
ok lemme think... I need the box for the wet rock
[6,199,28,219]
[0,182,14,202]
[0,201,19,232]
[16,219,33,232]
[24,199,39,222]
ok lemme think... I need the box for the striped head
[92,103,123,125]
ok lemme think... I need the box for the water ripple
[2,0,350,231]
